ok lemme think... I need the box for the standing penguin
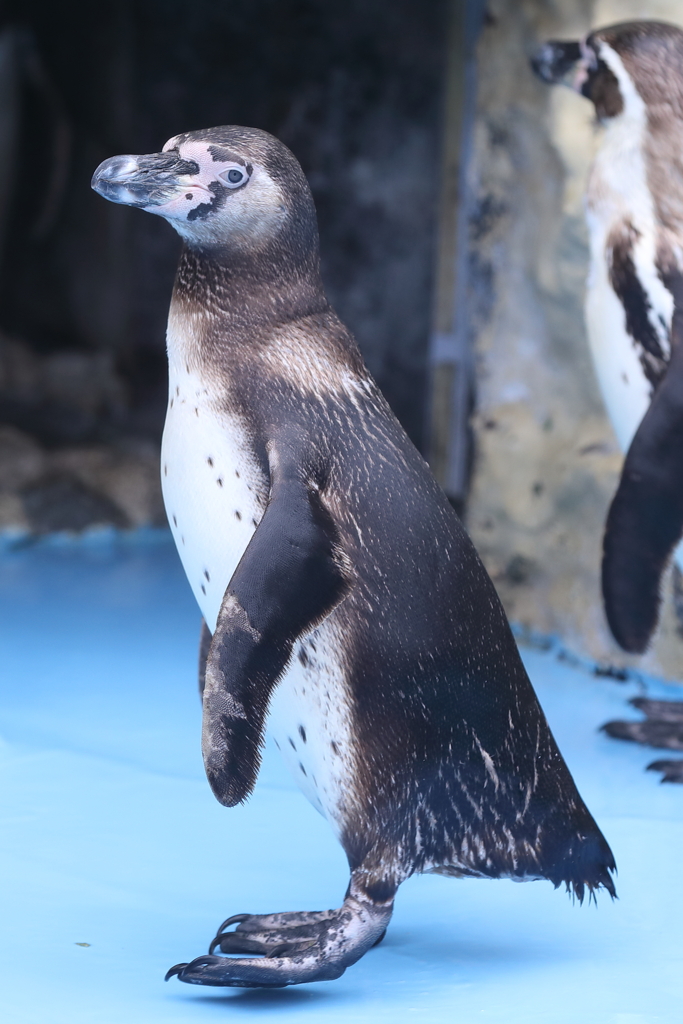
[531,22,683,656]
[92,126,615,989]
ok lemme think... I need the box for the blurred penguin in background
[532,22,683,776]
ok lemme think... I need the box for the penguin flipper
[602,328,683,652]
[201,468,350,807]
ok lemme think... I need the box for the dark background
[0,0,448,455]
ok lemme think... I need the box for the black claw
[186,954,223,970]
[165,962,188,981]
[210,934,269,956]
[214,913,250,935]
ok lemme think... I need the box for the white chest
[584,235,653,452]
[160,359,361,828]
[585,124,672,451]
[586,122,672,355]
[161,364,266,632]
[266,618,361,836]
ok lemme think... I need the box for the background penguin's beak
[530,41,583,85]
[91,151,185,207]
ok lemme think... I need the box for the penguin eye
[218,165,249,189]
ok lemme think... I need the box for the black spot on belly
[170,398,174,409]
[235,470,240,478]
[217,478,223,488]
[252,518,258,528]
[194,407,199,417]
[298,725,307,743]
[234,510,242,520]
[185,192,193,200]
[173,514,177,526]
[207,457,214,467]
[288,737,296,751]
[274,739,280,750]
[204,569,210,581]
[164,464,168,477]
[298,648,309,668]
[201,584,206,595]
[299,762,307,777]
[175,386,180,396]
[181,536,185,545]
[331,741,340,756]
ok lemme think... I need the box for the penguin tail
[547,830,617,903]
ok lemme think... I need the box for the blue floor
[1,531,681,1023]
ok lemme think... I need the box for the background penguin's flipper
[201,466,350,807]
[602,317,683,652]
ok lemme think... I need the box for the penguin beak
[91,151,197,208]
[530,40,586,87]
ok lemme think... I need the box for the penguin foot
[165,892,393,988]
[601,698,683,752]
[647,758,683,783]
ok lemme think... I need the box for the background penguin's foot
[601,698,683,754]
[165,891,393,988]
[647,758,683,784]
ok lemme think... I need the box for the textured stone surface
[0,336,128,444]
[0,334,165,534]
[0,422,165,535]
[466,0,683,680]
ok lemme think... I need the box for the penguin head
[531,21,683,122]
[92,126,317,254]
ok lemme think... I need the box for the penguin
[531,22,683,656]
[91,126,615,989]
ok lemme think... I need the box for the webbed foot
[647,758,683,783]
[601,697,683,752]
[165,891,393,988]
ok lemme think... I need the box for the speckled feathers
[97,125,616,904]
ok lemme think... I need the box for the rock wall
[466,0,683,680]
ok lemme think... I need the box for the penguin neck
[171,233,328,333]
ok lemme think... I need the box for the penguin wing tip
[603,576,658,653]
[608,620,652,656]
